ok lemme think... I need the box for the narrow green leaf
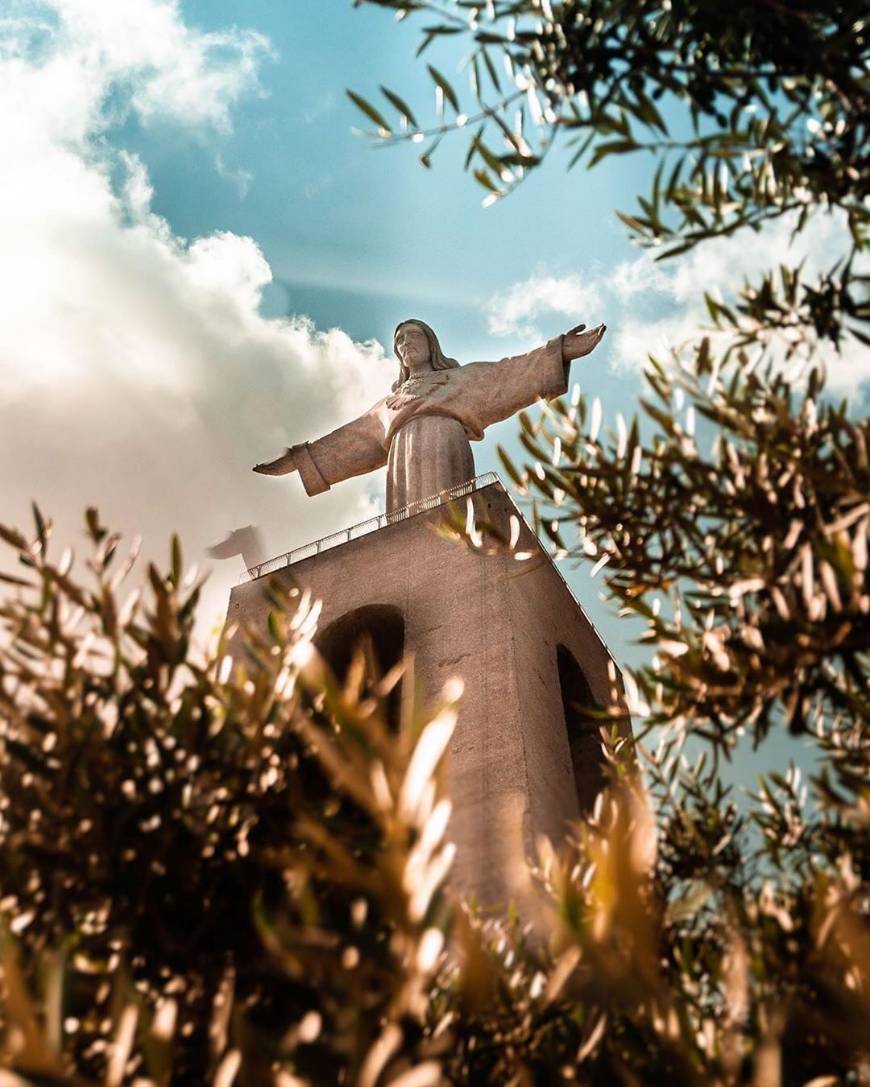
[427,65,460,112]
[481,48,501,94]
[0,571,33,587]
[498,447,523,488]
[615,209,652,234]
[589,139,638,168]
[380,85,418,128]
[171,535,182,588]
[84,506,107,543]
[32,503,48,553]
[473,168,498,193]
[346,90,392,133]
[0,524,28,550]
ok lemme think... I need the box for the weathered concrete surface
[226,481,626,913]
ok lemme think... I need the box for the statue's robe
[292,336,567,512]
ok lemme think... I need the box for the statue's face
[395,323,431,371]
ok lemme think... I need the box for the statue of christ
[254,319,606,512]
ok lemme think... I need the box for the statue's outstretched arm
[253,408,387,497]
[463,323,606,434]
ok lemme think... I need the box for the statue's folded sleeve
[459,336,568,435]
[295,406,388,496]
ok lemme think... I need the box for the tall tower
[227,474,626,912]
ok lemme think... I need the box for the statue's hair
[392,319,459,391]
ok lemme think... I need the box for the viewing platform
[241,472,499,582]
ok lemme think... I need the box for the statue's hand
[562,322,606,362]
[253,448,297,476]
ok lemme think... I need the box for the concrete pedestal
[226,479,625,911]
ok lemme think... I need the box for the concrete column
[226,481,627,912]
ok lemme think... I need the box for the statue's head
[392,319,459,390]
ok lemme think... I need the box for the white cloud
[487,272,603,340]
[6,0,272,134]
[0,1,396,633]
[488,214,868,395]
[608,253,673,301]
[612,212,869,394]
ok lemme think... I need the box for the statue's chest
[385,372,451,411]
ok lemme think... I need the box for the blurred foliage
[0,483,867,1085]
[0,511,457,1084]
[505,345,869,749]
[433,760,869,1085]
[350,0,868,356]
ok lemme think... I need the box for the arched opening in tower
[316,605,405,731]
[556,645,608,814]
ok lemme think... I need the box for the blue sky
[0,0,846,791]
[143,1,644,336]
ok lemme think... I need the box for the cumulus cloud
[486,272,603,339]
[611,212,868,394]
[488,213,868,395]
[608,254,672,301]
[0,0,396,632]
[2,0,271,134]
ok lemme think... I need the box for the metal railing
[241,472,499,582]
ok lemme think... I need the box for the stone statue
[253,319,606,512]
